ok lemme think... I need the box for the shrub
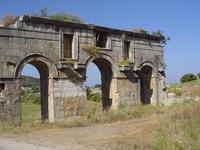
[180,73,197,83]
[81,44,99,56]
[2,14,17,27]
[118,58,130,67]
[50,12,84,23]
[152,30,171,45]
[88,93,101,102]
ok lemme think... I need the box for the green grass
[21,101,41,126]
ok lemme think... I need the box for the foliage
[1,14,18,27]
[152,101,200,150]
[86,88,101,102]
[82,44,99,56]
[152,30,171,45]
[50,12,84,23]
[132,28,170,45]
[168,85,182,96]
[88,93,102,102]
[180,73,197,83]
[22,92,40,104]
[118,58,131,67]
[31,7,84,23]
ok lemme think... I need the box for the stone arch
[15,54,58,78]
[85,54,113,110]
[14,54,58,122]
[84,53,114,69]
[139,61,157,104]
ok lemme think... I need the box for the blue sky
[1,0,200,85]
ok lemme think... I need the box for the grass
[169,79,200,97]
[1,99,200,149]
[1,80,200,149]
[21,101,41,126]
[152,101,200,150]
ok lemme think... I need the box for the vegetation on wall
[81,44,99,56]
[0,7,84,27]
[118,58,131,67]
[1,14,18,27]
[132,28,170,45]
[50,12,83,23]
[152,30,171,45]
[36,7,84,23]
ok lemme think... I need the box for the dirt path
[0,116,160,150]
[0,138,58,150]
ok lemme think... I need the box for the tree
[180,73,197,83]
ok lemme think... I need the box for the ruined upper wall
[0,15,164,78]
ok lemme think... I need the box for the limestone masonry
[0,16,167,126]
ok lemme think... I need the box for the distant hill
[21,75,40,92]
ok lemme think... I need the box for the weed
[81,44,99,56]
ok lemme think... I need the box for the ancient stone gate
[0,16,166,125]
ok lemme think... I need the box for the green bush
[180,73,197,83]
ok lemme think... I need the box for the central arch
[15,54,58,122]
[85,56,113,110]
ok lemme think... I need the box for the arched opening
[86,58,112,110]
[21,64,41,123]
[139,66,153,104]
[17,58,53,123]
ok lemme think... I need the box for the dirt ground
[0,116,160,150]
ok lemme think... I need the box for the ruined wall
[0,16,166,125]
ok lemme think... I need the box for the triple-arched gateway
[0,16,167,125]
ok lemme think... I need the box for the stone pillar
[48,78,54,123]
[111,77,138,108]
[53,79,86,121]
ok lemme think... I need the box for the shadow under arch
[14,54,58,122]
[139,64,154,105]
[85,54,113,110]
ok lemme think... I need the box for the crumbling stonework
[0,16,166,126]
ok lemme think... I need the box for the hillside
[169,79,200,98]
[21,75,40,87]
